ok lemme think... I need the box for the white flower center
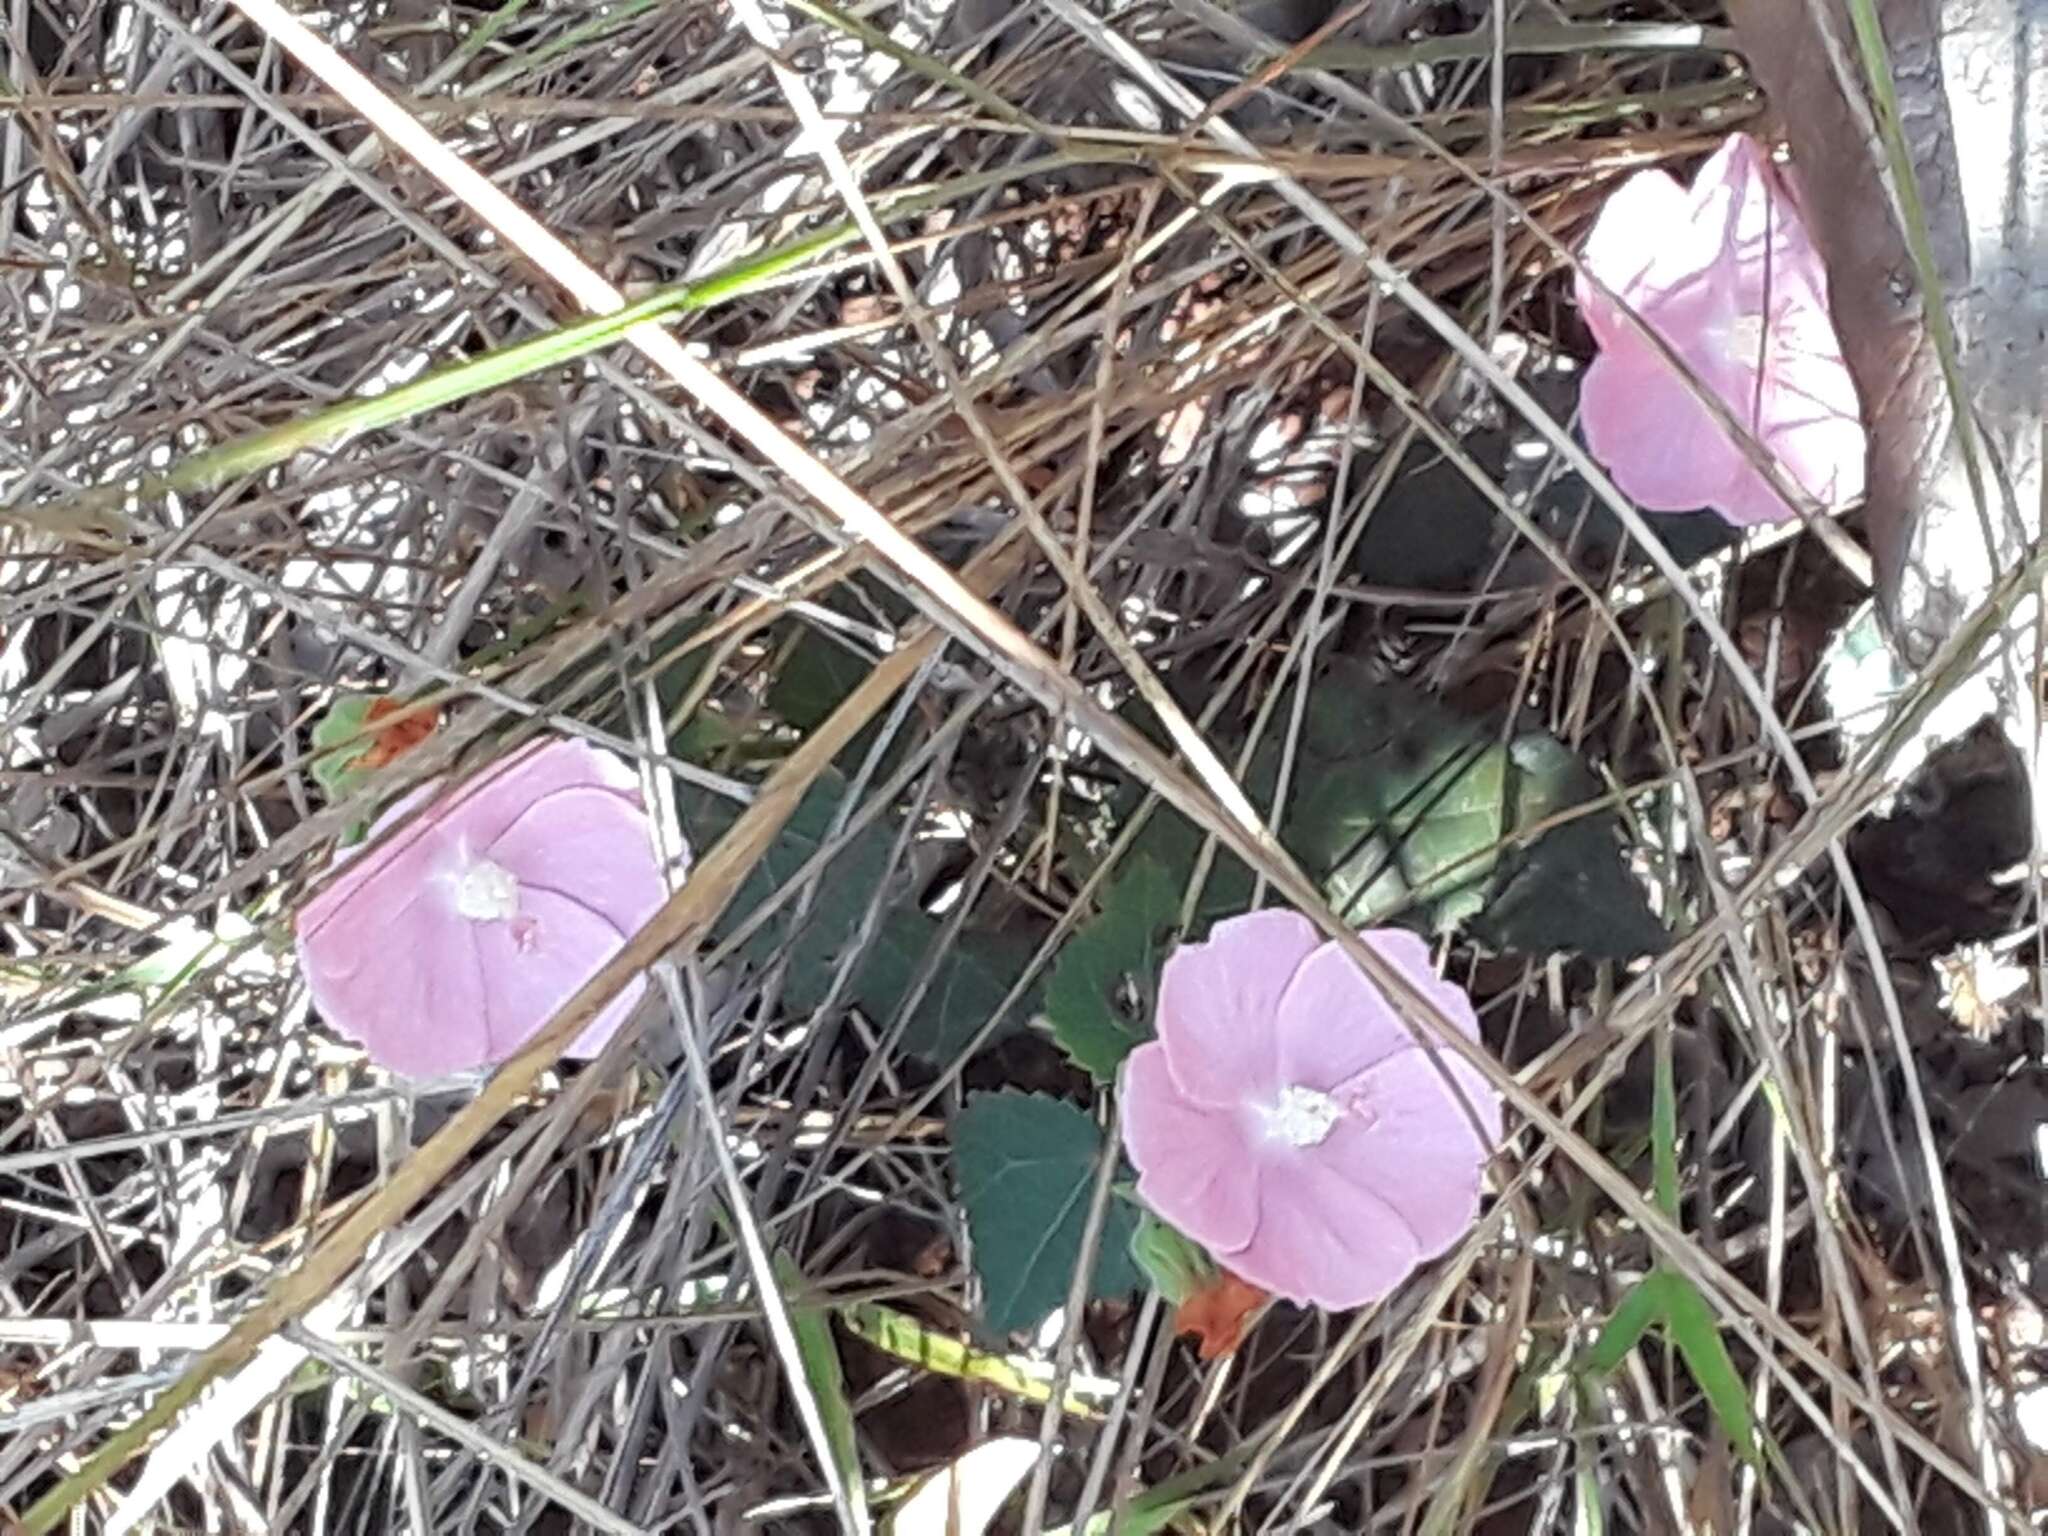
[453,857,520,922]
[1262,1084,1344,1149]
[1723,309,1769,368]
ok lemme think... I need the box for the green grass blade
[40,153,1109,529]
[1043,1440,1262,1536]
[839,1300,1109,1420]
[1583,1271,1672,1378]
[1573,1461,1606,1536]
[778,1254,872,1535]
[125,230,842,503]
[1660,1273,1762,1468]
[1651,1023,1680,1221]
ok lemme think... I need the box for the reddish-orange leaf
[360,696,440,768]
[1174,1271,1268,1361]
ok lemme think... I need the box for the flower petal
[403,930,497,1077]
[1577,166,1708,340]
[1122,1043,1261,1254]
[295,736,677,1077]
[1700,135,1827,310]
[487,785,672,937]
[297,786,449,959]
[1708,342,1863,526]
[297,896,495,1077]
[1759,315,1866,507]
[1692,134,1775,267]
[1579,344,1751,514]
[296,860,434,989]
[1322,1048,1501,1256]
[1767,407,1865,508]
[1155,909,1316,1106]
[437,738,645,852]
[1577,132,1865,532]
[1225,1150,1422,1310]
[1273,928,1479,1091]
[470,886,645,1062]
[295,788,452,1001]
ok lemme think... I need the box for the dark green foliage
[953,1092,1142,1333]
[1472,733,1672,959]
[676,771,1034,1058]
[766,625,873,733]
[1124,662,1666,959]
[1045,856,1182,1080]
[850,909,1038,1062]
[1281,671,1506,931]
[1349,437,1502,592]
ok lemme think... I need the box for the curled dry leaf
[358,695,441,767]
[888,1437,1041,1536]
[1174,1270,1270,1361]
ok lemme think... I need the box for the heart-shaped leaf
[954,1092,1140,1334]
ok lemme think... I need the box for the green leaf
[1582,1269,1759,1468]
[588,619,743,763]
[1127,1212,1215,1306]
[648,623,716,720]
[1045,856,1181,1080]
[1660,1273,1761,1468]
[1292,667,1663,955]
[1478,816,1668,959]
[677,770,896,1008]
[309,695,382,804]
[308,695,414,845]
[1129,663,1662,958]
[1583,1271,1674,1377]
[680,773,1032,1055]
[768,624,874,732]
[777,1252,872,1534]
[1360,729,1506,930]
[1124,810,1257,929]
[1282,666,1506,931]
[851,909,1037,1063]
[1475,733,1667,960]
[953,1092,1141,1334]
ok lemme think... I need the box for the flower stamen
[454,857,520,922]
[1262,1084,1343,1148]
[1725,309,1769,369]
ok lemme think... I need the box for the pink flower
[295,737,678,1078]
[1120,912,1501,1311]
[1575,133,1865,528]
